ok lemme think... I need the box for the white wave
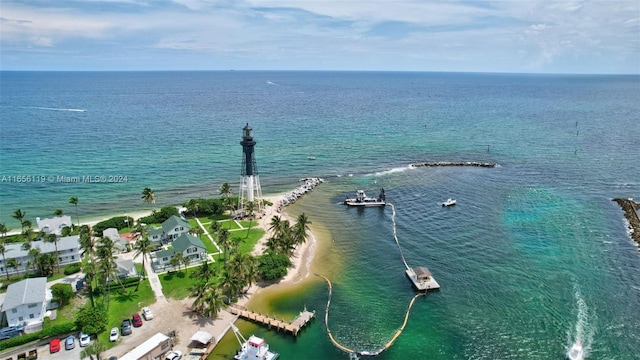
[266,80,278,85]
[568,285,596,358]
[370,165,414,177]
[26,106,86,112]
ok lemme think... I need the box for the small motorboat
[441,198,456,207]
[307,156,316,160]
[566,340,584,360]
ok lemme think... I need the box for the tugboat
[231,323,279,360]
[344,189,386,207]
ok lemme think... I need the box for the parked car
[109,327,119,342]
[142,307,154,320]
[165,350,183,360]
[132,313,143,327]
[0,325,24,341]
[121,319,132,336]
[79,332,91,347]
[65,335,75,350]
[49,338,61,353]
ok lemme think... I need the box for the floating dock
[228,304,315,337]
[405,266,440,291]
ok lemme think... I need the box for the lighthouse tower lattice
[238,123,263,216]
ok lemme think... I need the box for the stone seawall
[613,198,640,248]
[410,161,497,168]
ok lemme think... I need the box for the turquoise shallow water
[1,71,639,359]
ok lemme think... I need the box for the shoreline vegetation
[613,198,640,248]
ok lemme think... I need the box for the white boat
[231,323,279,360]
[307,156,316,160]
[405,266,440,291]
[344,189,386,207]
[566,340,584,360]
[441,198,456,207]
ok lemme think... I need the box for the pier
[410,161,497,168]
[227,304,315,337]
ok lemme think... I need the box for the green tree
[76,305,108,335]
[292,213,312,246]
[202,285,226,319]
[96,237,124,310]
[80,339,107,360]
[0,223,10,241]
[218,228,230,266]
[53,209,64,216]
[7,258,19,277]
[69,196,79,227]
[245,201,256,238]
[51,283,74,307]
[219,182,234,221]
[194,260,215,283]
[170,253,184,272]
[182,255,191,275]
[141,187,157,208]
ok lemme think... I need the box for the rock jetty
[410,161,497,168]
[613,198,640,248]
[275,178,324,212]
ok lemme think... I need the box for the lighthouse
[238,123,263,215]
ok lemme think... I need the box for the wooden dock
[228,304,315,336]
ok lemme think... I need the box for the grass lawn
[97,280,155,348]
[237,229,265,254]
[159,269,201,300]
[219,219,241,230]
[199,234,219,254]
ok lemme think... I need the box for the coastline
[613,198,640,248]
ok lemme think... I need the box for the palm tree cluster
[266,213,311,257]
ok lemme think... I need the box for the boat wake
[567,285,596,359]
[23,106,86,112]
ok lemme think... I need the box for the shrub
[139,206,179,225]
[258,252,291,281]
[0,321,77,351]
[51,283,74,307]
[63,262,82,275]
[182,198,227,217]
[93,216,134,236]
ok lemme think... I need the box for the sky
[1,0,639,74]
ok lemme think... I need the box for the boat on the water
[307,156,316,160]
[344,189,386,207]
[566,340,584,360]
[441,198,456,207]
[231,323,279,360]
[405,266,440,291]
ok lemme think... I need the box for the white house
[103,228,130,253]
[1,278,51,332]
[0,235,81,276]
[152,233,206,271]
[148,216,191,244]
[36,216,73,235]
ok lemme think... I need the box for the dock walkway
[227,304,315,337]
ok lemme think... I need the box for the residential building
[103,228,130,253]
[115,258,138,279]
[152,233,206,271]
[0,235,81,276]
[36,216,73,235]
[1,278,52,332]
[147,216,191,244]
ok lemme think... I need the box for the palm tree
[82,260,97,307]
[12,209,26,232]
[245,201,256,238]
[0,242,10,280]
[80,339,106,360]
[28,247,42,275]
[202,285,226,319]
[44,233,61,273]
[219,182,234,221]
[194,259,215,283]
[0,223,10,241]
[53,209,64,216]
[7,258,19,277]
[141,187,157,208]
[189,280,209,313]
[132,228,151,291]
[217,228,230,266]
[21,220,33,242]
[97,237,124,309]
[292,213,312,246]
[182,256,191,275]
[69,196,79,227]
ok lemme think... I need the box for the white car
[165,350,182,360]
[79,333,91,347]
[109,327,119,342]
[142,307,154,320]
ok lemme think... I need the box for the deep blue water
[1,71,639,359]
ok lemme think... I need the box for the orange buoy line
[317,274,426,357]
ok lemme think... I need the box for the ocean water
[1,71,639,359]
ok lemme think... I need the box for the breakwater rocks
[613,198,640,248]
[275,178,324,212]
[410,161,497,168]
